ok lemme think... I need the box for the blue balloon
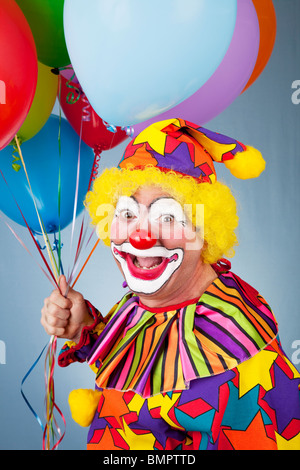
[64,0,237,127]
[0,115,94,234]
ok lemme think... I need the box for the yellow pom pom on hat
[118,118,266,182]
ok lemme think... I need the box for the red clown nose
[129,229,157,250]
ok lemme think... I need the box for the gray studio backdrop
[0,0,299,450]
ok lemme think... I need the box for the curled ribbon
[87,146,102,192]
[122,125,135,138]
[65,72,81,105]
[21,344,48,433]
[43,336,66,450]
[81,92,91,122]
[102,120,117,134]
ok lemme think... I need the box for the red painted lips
[113,247,178,281]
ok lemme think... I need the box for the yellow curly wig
[84,165,239,264]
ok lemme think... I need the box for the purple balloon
[132,0,259,136]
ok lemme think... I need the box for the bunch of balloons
[63,0,276,129]
[0,0,277,234]
[0,0,128,235]
[0,0,278,273]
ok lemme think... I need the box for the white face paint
[110,188,203,298]
[111,196,140,241]
[111,242,184,294]
[111,196,188,241]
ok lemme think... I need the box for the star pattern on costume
[124,145,159,167]
[237,349,278,398]
[148,392,183,430]
[133,119,178,155]
[263,362,300,435]
[62,278,300,452]
[129,399,184,449]
[275,430,300,450]
[179,370,236,411]
[98,389,130,428]
[87,425,124,450]
[117,419,157,450]
[222,411,277,450]
[194,130,238,163]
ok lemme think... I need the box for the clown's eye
[114,196,139,220]
[120,209,136,220]
[159,214,175,224]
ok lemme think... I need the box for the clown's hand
[41,275,94,343]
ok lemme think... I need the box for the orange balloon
[243,0,276,91]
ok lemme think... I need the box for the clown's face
[110,186,205,307]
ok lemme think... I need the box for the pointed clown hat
[118,118,265,182]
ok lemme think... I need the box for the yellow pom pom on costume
[68,389,102,427]
[224,146,266,179]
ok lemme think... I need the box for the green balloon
[15,0,70,68]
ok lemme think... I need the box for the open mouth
[113,246,179,280]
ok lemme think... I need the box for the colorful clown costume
[58,268,300,450]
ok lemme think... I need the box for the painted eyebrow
[130,195,175,209]
[149,197,175,208]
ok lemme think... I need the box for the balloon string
[0,214,57,289]
[0,168,59,288]
[1,141,66,449]
[72,238,100,288]
[88,148,102,192]
[21,343,48,432]
[2,131,101,450]
[57,76,62,156]
[14,136,60,281]
[67,106,103,286]
[67,128,102,286]
[68,221,96,288]
[54,232,64,276]
[69,218,86,282]
[66,118,83,294]
[65,114,98,293]
[67,111,128,286]
[57,77,63,275]
[43,335,66,450]
[0,171,65,448]
[9,76,109,449]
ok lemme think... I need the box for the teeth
[133,259,161,270]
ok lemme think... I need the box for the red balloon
[0,0,38,150]
[59,74,128,153]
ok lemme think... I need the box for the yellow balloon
[15,62,58,143]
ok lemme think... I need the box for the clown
[41,119,300,450]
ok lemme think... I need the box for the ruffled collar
[87,271,278,398]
